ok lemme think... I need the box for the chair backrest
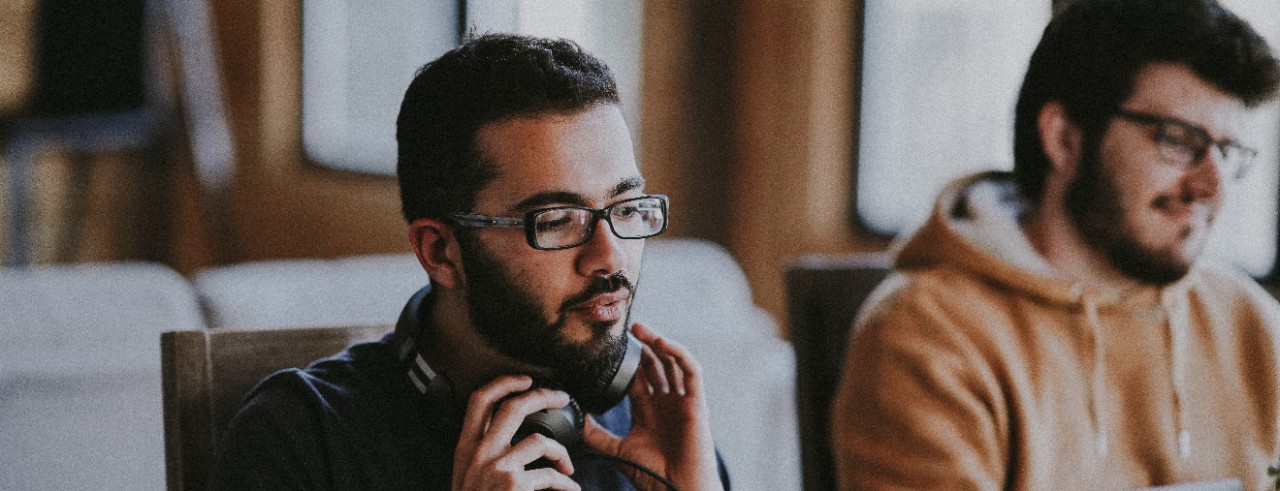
[784,253,891,491]
[160,325,388,491]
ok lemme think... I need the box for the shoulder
[841,264,1042,403]
[854,265,1013,346]
[235,367,343,422]
[231,335,396,417]
[211,334,452,489]
[217,366,360,461]
[1187,264,1280,317]
[1185,264,1280,340]
[1191,263,1275,298]
[867,264,1003,312]
[209,368,333,490]
[233,332,421,431]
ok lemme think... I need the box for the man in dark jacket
[210,34,728,491]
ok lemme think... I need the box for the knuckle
[499,472,519,488]
[524,432,549,446]
[467,389,491,408]
[464,454,487,471]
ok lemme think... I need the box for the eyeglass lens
[531,197,666,249]
[1152,119,1252,179]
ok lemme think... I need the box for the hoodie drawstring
[1078,286,1191,460]
[1162,289,1191,459]
[1080,291,1109,458]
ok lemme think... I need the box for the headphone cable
[572,448,682,491]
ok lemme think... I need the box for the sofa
[0,238,800,491]
[0,262,204,491]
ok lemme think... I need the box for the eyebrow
[1122,108,1240,145]
[1170,118,1242,146]
[510,176,646,212]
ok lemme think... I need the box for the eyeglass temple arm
[450,213,524,227]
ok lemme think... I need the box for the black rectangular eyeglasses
[449,195,669,250]
[1113,108,1258,180]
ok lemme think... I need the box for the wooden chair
[784,253,891,491]
[160,325,388,491]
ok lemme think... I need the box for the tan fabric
[831,172,1280,490]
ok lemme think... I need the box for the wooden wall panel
[217,1,409,263]
[1,0,893,331]
[644,0,888,328]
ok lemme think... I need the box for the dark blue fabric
[209,330,731,490]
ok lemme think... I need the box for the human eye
[1154,123,1204,161]
[610,200,653,223]
[534,209,578,232]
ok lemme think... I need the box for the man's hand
[451,375,581,491]
[583,322,724,491]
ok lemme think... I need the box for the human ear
[408,218,465,290]
[1037,101,1084,178]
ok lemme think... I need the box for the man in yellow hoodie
[831,0,1280,489]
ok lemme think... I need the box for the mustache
[559,272,634,312]
[1153,192,1217,215]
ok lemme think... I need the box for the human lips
[1153,194,1214,227]
[1151,195,1216,246]
[566,290,630,323]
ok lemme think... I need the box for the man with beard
[210,34,728,491]
[831,0,1280,489]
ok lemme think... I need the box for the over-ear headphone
[394,285,642,448]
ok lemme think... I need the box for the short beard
[457,233,633,413]
[1065,139,1192,285]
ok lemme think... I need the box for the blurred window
[302,1,460,175]
[300,0,642,176]
[855,0,1280,277]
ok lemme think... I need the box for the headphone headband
[395,285,454,399]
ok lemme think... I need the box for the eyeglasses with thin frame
[1113,108,1258,180]
[449,195,669,251]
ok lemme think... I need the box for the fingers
[666,352,687,396]
[457,375,534,462]
[638,341,668,395]
[488,388,573,440]
[453,375,581,490]
[477,386,573,458]
[630,322,704,398]
[508,433,576,476]
[521,469,583,491]
[629,321,661,345]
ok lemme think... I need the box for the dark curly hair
[395,34,620,222]
[1013,0,1280,205]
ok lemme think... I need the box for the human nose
[1184,148,1222,199]
[574,215,628,276]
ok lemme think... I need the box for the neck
[1022,201,1141,296]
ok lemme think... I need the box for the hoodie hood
[895,171,1197,458]
[893,171,1193,308]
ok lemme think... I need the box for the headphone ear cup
[513,398,584,449]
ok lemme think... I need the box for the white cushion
[194,253,427,329]
[634,238,801,491]
[0,261,204,376]
[0,261,203,491]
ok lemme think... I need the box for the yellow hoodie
[831,172,1280,490]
